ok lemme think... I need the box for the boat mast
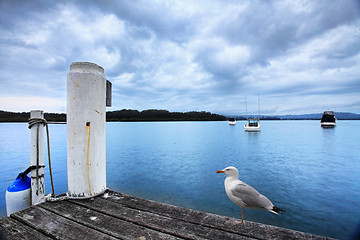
[245,96,248,119]
[258,93,260,119]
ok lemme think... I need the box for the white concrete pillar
[67,62,107,198]
[30,110,45,204]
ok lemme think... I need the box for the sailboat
[244,118,261,132]
[244,96,261,132]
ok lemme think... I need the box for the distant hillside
[0,109,226,122]
[277,113,322,120]
[106,109,226,121]
[278,112,360,120]
[226,112,360,120]
[227,115,281,120]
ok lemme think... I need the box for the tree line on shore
[0,109,226,122]
[2,110,358,122]
[0,111,66,122]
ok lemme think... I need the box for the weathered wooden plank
[11,205,117,240]
[39,200,183,240]
[104,191,332,240]
[70,196,251,240]
[0,190,334,240]
[0,217,52,240]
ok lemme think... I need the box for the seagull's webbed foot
[235,208,245,224]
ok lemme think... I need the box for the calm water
[0,121,359,239]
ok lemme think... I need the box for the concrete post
[30,110,45,204]
[67,62,107,198]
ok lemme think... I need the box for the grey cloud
[327,35,360,60]
[0,0,359,114]
[216,1,360,65]
[81,0,196,43]
[0,0,56,29]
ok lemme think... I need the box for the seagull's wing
[231,181,273,210]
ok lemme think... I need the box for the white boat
[244,95,261,132]
[244,118,261,132]
[228,118,236,125]
[320,111,337,128]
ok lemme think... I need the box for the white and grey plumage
[217,166,284,223]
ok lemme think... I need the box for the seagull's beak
[216,170,224,173]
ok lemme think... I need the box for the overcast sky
[1,0,359,115]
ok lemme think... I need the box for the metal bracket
[106,80,112,107]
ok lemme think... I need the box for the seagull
[217,166,285,223]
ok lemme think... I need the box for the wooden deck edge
[104,191,334,240]
[0,190,336,240]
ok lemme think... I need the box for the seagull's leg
[235,208,244,224]
[241,208,244,223]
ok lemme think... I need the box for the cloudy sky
[0,0,359,115]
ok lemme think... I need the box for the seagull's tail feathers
[270,206,285,215]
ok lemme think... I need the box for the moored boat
[244,118,261,132]
[320,111,337,128]
[228,118,236,125]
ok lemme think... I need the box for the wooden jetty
[0,190,332,240]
